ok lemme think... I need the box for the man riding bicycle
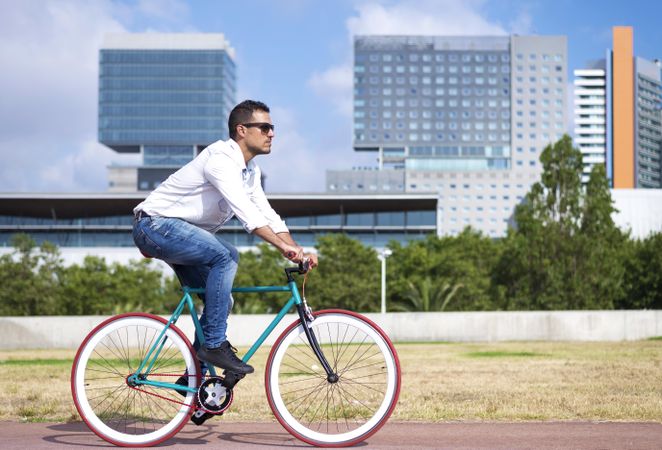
[132,100,318,376]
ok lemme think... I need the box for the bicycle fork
[295,301,339,384]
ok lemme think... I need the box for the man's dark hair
[228,100,270,139]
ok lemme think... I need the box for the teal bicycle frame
[126,277,313,395]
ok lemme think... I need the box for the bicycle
[71,261,401,447]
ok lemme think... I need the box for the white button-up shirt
[134,139,288,234]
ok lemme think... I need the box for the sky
[1,0,661,194]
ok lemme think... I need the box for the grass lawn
[1,340,661,422]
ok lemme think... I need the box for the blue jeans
[132,216,239,351]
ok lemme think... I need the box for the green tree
[619,232,662,309]
[306,234,380,312]
[391,276,463,312]
[493,135,626,310]
[0,234,63,315]
[575,164,628,307]
[233,244,291,313]
[388,229,500,311]
[58,256,171,315]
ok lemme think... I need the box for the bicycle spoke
[334,327,362,368]
[301,383,329,428]
[340,356,387,376]
[87,382,128,406]
[294,335,325,365]
[337,335,370,375]
[283,377,328,414]
[94,343,129,376]
[149,345,181,374]
[333,383,373,422]
[336,323,350,372]
[281,356,322,376]
[325,323,337,371]
[86,358,125,379]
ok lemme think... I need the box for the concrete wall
[1,310,661,350]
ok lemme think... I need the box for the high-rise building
[634,57,662,188]
[328,34,568,237]
[574,26,662,188]
[99,33,236,192]
[574,63,607,184]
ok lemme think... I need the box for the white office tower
[574,64,607,183]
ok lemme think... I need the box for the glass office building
[99,33,236,191]
[352,36,513,172]
[634,58,662,188]
[329,34,568,237]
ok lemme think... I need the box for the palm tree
[391,276,463,312]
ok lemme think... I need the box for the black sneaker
[197,341,254,375]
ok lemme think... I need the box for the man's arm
[252,226,303,261]
[277,232,298,247]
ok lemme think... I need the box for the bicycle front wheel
[265,309,401,447]
[71,313,200,447]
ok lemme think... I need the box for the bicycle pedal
[175,375,189,398]
[191,409,217,426]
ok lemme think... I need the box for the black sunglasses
[241,122,275,134]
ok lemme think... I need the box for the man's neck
[236,140,255,165]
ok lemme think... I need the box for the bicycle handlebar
[284,258,311,279]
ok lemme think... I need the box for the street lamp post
[379,248,392,314]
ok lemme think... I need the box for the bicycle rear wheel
[265,309,401,447]
[71,313,200,447]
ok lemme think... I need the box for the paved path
[2,421,662,449]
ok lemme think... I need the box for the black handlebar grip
[299,258,312,273]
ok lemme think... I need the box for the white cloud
[0,0,126,192]
[256,105,377,192]
[137,0,191,23]
[308,65,354,116]
[307,0,523,118]
[509,9,534,35]
[258,106,331,192]
[40,140,117,192]
[0,0,192,193]
[346,0,507,36]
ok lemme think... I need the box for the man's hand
[304,253,318,270]
[282,244,304,262]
